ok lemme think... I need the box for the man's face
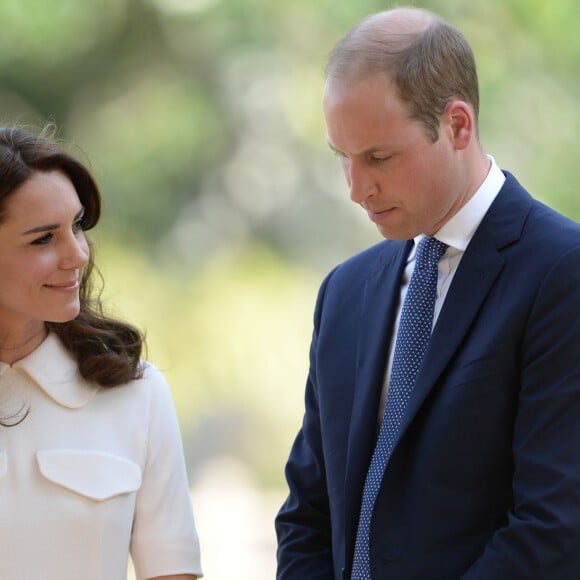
[323,73,467,240]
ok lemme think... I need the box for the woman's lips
[44,280,80,292]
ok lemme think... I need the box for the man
[276,7,580,580]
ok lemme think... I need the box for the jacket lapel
[341,173,532,566]
[343,239,412,556]
[393,174,533,454]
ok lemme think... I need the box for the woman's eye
[31,233,54,246]
[73,218,85,232]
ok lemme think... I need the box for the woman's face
[0,170,89,336]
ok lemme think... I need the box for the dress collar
[10,332,98,408]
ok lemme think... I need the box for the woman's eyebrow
[21,208,84,236]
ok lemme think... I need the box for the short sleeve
[130,364,203,579]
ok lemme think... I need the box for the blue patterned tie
[351,236,448,579]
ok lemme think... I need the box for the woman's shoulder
[138,360,168,385]
[129,361,178,410]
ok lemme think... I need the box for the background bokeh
[2,0,579,577]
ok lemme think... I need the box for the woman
[0,125,202,579]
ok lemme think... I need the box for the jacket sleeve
[462,245,580,579]
[275,272,336,579]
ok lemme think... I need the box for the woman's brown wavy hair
[0,124,144,388]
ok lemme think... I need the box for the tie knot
[415,236,448,270]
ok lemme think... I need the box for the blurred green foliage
[98,238,318,487]
[2,0,578,487]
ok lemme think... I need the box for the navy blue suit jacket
[276,173,580,579]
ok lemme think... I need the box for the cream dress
[0,333,202,579]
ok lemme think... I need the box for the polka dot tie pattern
[351,236,448,579]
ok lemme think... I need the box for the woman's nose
[60,233,90,270]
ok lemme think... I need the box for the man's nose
[346,160,376,204]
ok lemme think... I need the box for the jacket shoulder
[326,239,408,285]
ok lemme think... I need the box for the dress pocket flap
[37,449,142,501]
[0,450,6,478]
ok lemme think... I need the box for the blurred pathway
[191,456,283,580]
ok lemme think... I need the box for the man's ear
[444,100,475,150]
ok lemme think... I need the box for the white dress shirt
[0,332,202,580]
[378,157,505,419]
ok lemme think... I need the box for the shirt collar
[434,155,505,251]
[11,332,98,408]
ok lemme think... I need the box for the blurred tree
[2,0,578,267]
[1,0,578,487]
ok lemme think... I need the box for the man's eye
[371,155,392,163]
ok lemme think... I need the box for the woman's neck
[0,325,48,364]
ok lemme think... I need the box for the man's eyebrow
[326,141,389,156]
[21,208,85,236]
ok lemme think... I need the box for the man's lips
[367,207,396,222]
